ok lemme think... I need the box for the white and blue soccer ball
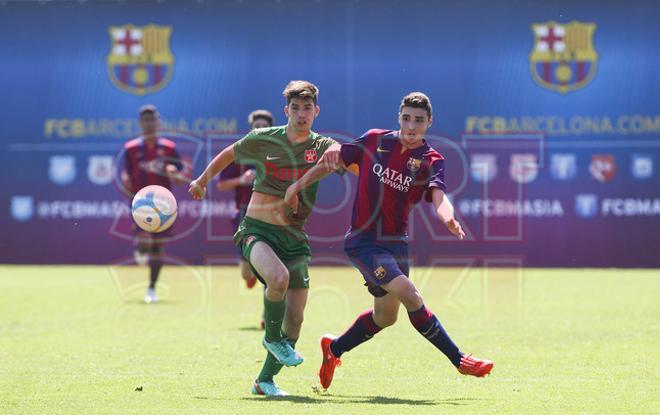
[131,185,178,233]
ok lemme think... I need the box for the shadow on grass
[237,326,264,332]
[227,394,479,406]
[239,395,324,404]
[123,299,179,305]
[329,394,478,406]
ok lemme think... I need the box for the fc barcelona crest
[406,157,421,172]
[374,266,386,280]
[529,21,598,94]
[107,24,174,96]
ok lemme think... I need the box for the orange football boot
[458,354,494,377]
[319,335,342,389]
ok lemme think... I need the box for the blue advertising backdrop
[1,0,659,267]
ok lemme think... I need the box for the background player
[217,109,275,328]
[285,92,494,390]
[217,110,274,289]
[120,104,186,304]
[189,81,340,396]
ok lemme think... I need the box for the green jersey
[232,125,337,230]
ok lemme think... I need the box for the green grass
[0,265,658,414]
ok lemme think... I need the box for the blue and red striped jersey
[123,136,182,194]
[340,129,446,239]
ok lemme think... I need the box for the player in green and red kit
[285,92,493,391]
[189,81,340,396]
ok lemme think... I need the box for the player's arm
[217,168,255,191]
[284,141,353,213]
[165,147,188,184]
[285,135,364,212]
[426,155,464,239]
[319,142,359,175]
[189,144,236,200]
[120,147,134,197]
[165,164,189,184]
[431,188,465,239]
[216,175,242,191]
[284,161,338,214]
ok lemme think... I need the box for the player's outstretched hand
[284,184,300,214]
[446,218,466,239]
[165,165,188,185]
[189,179,206,200]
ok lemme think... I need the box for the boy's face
[398,106,432,143]
[285,97,319,132]
[139,112,159,136]
[250,117,271,130]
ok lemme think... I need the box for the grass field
[1,265,658,414]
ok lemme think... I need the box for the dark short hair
[282,80,319,104]
[247,109,274,127]
[139,104,159,117]
[400,92,432,118]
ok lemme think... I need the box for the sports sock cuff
[263,296,285,308]
[407,304,433,327]
[359,309,382,334]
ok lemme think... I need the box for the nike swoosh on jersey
[266,155,280,160]
[376,147,390,153]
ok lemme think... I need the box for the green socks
[259,294,292,382]
[258,337,297,382]
[263,296,286,342]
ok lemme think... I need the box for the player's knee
[400,289,423,311]
[374,311,397,328]
[267,267,289,293]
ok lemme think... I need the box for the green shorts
[233,216,312,289]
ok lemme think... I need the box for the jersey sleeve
[339,131,371,167]
[233,130,263,164]
[316,136,338,155]
[424,156,447,202]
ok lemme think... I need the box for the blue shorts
[343,233,410,298]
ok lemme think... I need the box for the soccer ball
[131,185,178,233]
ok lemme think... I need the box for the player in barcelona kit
[285,92,494,390]
[189,81,342,396]
[120,104,186,304]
